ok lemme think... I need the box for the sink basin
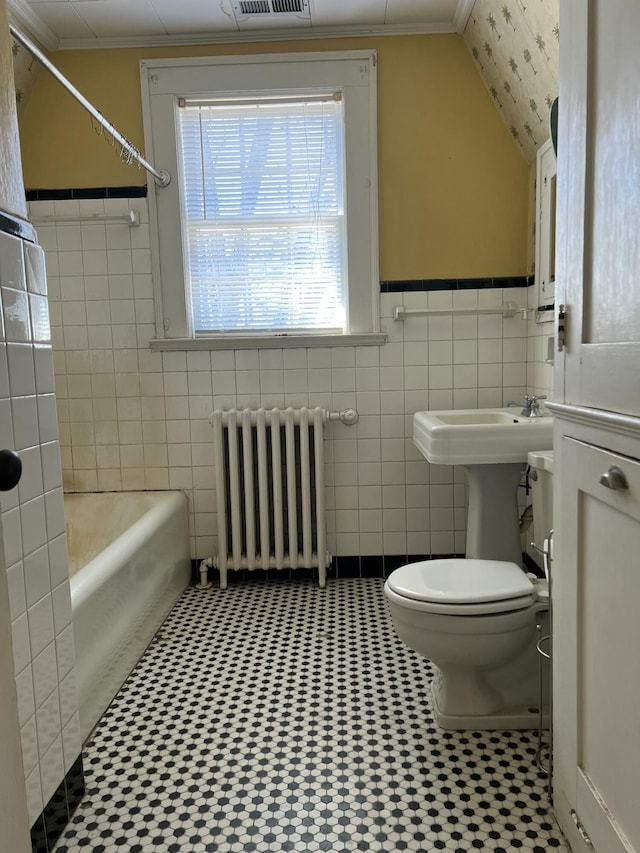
[435,412,519,426]
[413,407,553,465]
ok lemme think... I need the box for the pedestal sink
[413,408,553,565]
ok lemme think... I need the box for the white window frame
[140,51,383,350]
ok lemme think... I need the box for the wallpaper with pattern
[463,0,559,163]
[11,36,42,118]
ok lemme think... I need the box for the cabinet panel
[556,0,640,416]
[554,436,640,852]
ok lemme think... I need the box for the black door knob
[0,449,22,491]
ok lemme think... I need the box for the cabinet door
[554,436,640,852]
[556,0,640,416]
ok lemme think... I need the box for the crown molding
[54,21,456,51]
[7,0,59,50]
[453,0,475,35]
[6,1,467,53]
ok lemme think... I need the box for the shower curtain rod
[9,23,170,188]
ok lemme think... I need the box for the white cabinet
[552,1,640,851]
[553,420,640,852]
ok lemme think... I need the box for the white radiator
[211,406,349,589]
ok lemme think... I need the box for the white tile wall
[31,197,540,563]
[0,229,80,827]
[526,286,555,400]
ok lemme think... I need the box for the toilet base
[431,685,550,730]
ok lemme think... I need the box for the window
[178,95,345,334]
[140,51,381,348]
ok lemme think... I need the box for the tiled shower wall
[29,194,540,564]
[0,229,81,827]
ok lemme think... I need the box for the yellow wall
[19,34,528,279]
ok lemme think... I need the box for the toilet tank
[527,450,554,554]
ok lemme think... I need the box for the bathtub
[65,491,191,741]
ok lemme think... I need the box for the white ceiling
[8,0,475,51]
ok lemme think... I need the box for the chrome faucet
[507,394,547,418]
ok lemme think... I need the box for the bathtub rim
[68,490,189,608]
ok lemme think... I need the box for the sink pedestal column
[463,463,525,565]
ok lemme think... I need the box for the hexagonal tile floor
[53,578,568,852]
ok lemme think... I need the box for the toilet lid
[387,559,535,604]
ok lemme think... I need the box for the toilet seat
[386,559,536,616]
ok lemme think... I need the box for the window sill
[149,332,388,351]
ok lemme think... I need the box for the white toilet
[384,450,553,731]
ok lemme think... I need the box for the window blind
[177,96,346,334]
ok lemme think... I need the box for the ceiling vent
[231,0,310,20]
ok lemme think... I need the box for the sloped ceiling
[463,0,559,163]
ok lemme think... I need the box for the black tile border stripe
[193,553,467,586]
[31,754,85,853]
[380,275,531,292]
[0,209,37,243]
[25,186,148,201]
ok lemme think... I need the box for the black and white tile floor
[53,578,568,852]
